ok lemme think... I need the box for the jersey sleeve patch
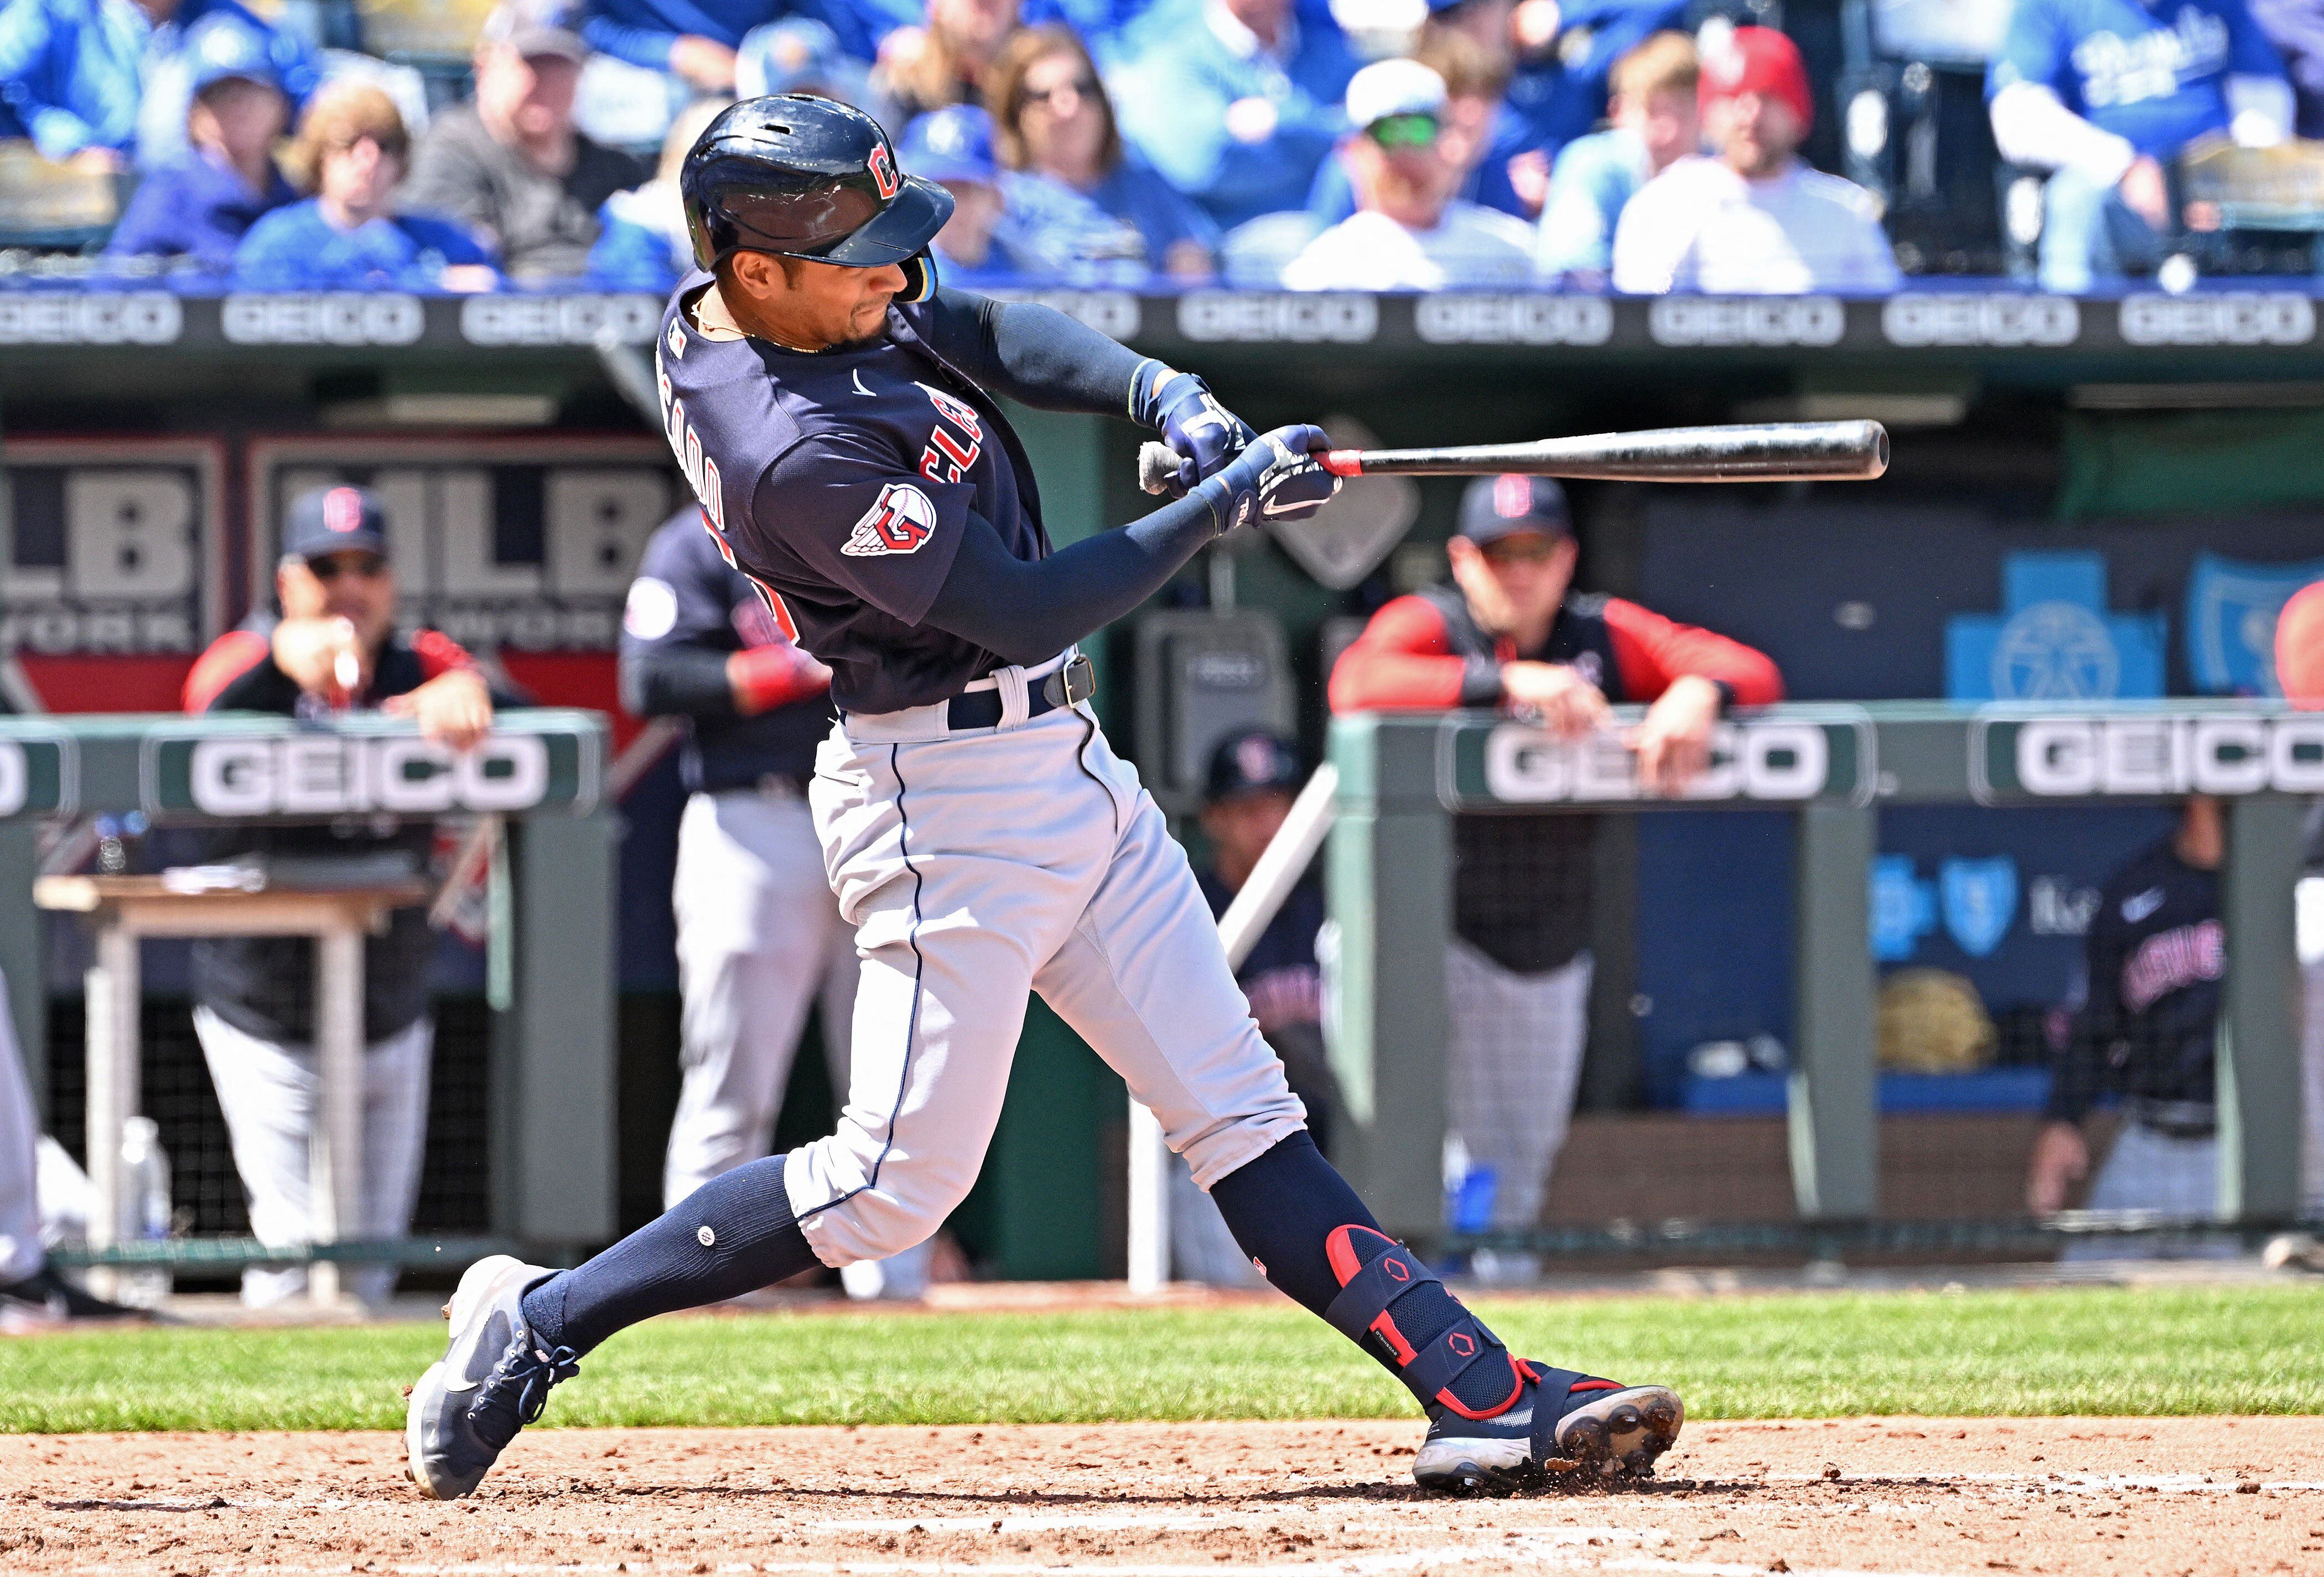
[842,482,941,558]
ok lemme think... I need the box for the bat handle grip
[1319,449,1363,478]
[1137,440,1180,496]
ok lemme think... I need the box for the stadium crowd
[6,0,2324,291]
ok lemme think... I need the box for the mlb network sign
[1977,712,2324,800]
[1446,714,1872,808]
[143,726,597,819]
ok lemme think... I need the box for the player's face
[1200,790,1296,885]
[1449,530,1575,637]
[1709,91,1800,178]
[1016,48,1107,178]
[318,132,404,220]
[189,78,289,168]
[279,552,397,647]
[729,251,909,349]
[1618,86,1699,173]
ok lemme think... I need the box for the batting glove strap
[1195,424,1339,535]
[1139,371,1256,499]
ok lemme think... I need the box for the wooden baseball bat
[1137,420,1889,495]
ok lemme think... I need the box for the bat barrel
[1335,420,1890,483]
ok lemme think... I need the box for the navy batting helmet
[682,94,951,301]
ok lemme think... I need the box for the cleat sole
[1547,1386,1683,1482]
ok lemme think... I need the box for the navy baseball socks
[1208,1132,1683,1493]
[406,1155,818,1497]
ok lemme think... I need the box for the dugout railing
[1327,701,2315,1252]
[0,709,616,1277]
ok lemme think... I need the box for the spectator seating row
[8,0,2324,289]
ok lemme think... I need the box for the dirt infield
[3,1417,2318,1575]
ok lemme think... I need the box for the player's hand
[670,33,739,89]
[2026,1120,2089,1215]
[1626,673,1723,796]
[2118,155,2170,232]
[1145,372,1255,498]
[1501,660,1608,738]
[1195,424,1339,533]
[274,615,371,706]
[385,668,494,753]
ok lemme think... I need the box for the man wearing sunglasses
[1330,475,1781,1277]
[1283,58,1536,290]
[180,484,513,1306]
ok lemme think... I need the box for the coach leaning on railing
[176,484,526,1309]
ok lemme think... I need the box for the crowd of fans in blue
[4,0,2324,292]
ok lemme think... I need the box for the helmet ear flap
[896,251,938,303]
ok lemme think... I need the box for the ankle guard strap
[1322,1238,1524,1419]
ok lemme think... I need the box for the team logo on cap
[1235,735,1281,785]
[1492,474,1533,518]
[323,487,367,534]
[868,143,900,201]
[842,481,937,556]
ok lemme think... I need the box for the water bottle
[116,1117,172,1308]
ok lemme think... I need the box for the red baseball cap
[2278,579,2324,707]
[1699,25,1813,136]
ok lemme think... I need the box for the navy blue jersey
[654,274,1051,715]
[1197,867,1324,1037]
[2047,838,2222,1121]
[620,510,836,793]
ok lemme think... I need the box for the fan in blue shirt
[896,103,1033,287]
[1107,0,1360,230]
[1986,0,2293,289]
[133,0,317,170]
[988,24,1217,282]
[0,0,151,165]
[105,13,294,268]
[233,80,499,290]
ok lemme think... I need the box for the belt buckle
[1046,653,1096,710]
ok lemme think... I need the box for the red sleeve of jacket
[1329,595,1474,713]
[1603,597,1784,706]
[411,629,479,681]
[181,630,271,713]
[729,644,832,713]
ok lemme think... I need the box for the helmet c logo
[868,143,900,200]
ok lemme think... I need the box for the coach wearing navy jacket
[182,486,510,1307]
[1330,474,1781,1274]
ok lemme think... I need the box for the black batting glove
[1193,424,1340,535]
[1133,367,1256,498]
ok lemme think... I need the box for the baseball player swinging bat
[1137,419,1889,495]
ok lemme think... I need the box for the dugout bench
[1329,701,2315,1246]
[0,710,615,1286]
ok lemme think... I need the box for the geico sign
[2012,715,2324,796]
[2118,293,2314,346]
[1882,293,2079,347]
[1484,720,1829,803]
[1176,292,1377,343]
[222,293,424,345]
[1415,294,1614,345]
[1648,296,1844,347]
[188,734,550,816]
[0,292,180,345]
[461,293,662,346]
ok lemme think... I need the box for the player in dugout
[620,507,935,1299]
[1329,474,1781,1278]
[181,485,525,1306]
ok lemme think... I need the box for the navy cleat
[404,1254,577,1500]
[1320,1225,1682,1495]
[1414,1366,1684,1494]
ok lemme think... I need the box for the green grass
[2,1285,2318,1433]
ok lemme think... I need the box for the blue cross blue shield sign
[1940,856,2019,959]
